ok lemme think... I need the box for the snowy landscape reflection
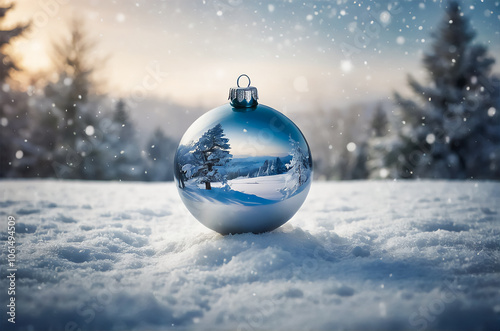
[174,104,312,234]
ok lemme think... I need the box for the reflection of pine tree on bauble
[258,160,270,176]
[282,136,310,198]
[192,123,232,190]
[276,157,287,174]
[257,157,287,177]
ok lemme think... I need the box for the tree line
[0,9,177,181]
[306,1,500,180]
[1,1,499,181]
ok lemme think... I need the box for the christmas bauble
[174,74,312,234]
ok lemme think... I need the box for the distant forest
[1,2,499,181]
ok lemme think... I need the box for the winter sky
[225,125,292,158]
[5,0,500,110]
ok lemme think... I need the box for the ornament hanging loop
[229,74,258,108]
[237,74,251,88]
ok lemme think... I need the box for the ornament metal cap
[228,74,258,108]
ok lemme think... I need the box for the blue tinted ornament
[174,74,312,234]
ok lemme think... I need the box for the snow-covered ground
[228,174,287,201]
[0,180,499,331]
[186,174,289,202]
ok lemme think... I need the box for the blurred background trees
[382,1,500,180]
[0,8,176,181]
[0,4,29,177]
[0,1,499,181]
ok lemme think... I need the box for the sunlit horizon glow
[3,0,500,111]
[224,126,293,158]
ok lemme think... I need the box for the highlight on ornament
[174,74,312,235]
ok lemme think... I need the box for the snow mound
[0,180,499,330]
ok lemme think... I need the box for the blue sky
[6,0,500,111]
[177,104,302,157]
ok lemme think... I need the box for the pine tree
[0,4,29,177]
[258,160,269,176]
[258,157,287,176]
[17,96,59,178]
[0,4,28,82]
[275,157,287,174]
[351,142,369,179]
[44,19,105,179]
[371,104,389,138]
[366,103,396,179]
[192,123,232,190]
[108,99,143,180]
[84,99,143,180]
[282,136,311,197]
[389,1,500,179]
[175,142,196,188]
[145,127,177,181]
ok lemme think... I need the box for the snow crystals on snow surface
[0,180,499,330]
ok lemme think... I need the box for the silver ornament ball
[174,75,312,234]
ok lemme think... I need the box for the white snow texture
[0,180,499,331]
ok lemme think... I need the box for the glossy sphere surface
[174,103,312,234]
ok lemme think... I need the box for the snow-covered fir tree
[257,160,270,177]
[257,157,287,177]
[386,1,500,179]
[175,142,197,188]
[282,136,311,197]
[192,123,232,190]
